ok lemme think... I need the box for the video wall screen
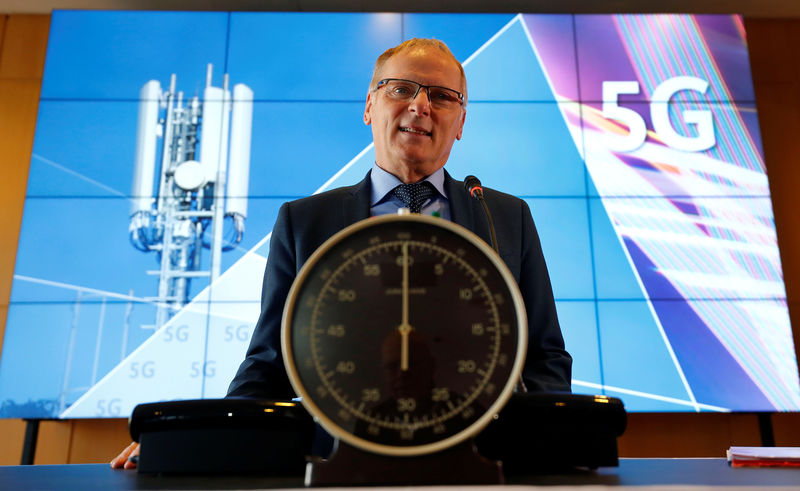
[1,11,797,418]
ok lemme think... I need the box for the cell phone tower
[129,64,253,329]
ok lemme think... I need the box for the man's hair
[370,38,467,105]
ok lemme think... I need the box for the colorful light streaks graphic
[527,13,797,410]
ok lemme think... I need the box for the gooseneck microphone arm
[465,175,528,393]
[464,175,499,254]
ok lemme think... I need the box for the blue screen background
[1,11,796,418]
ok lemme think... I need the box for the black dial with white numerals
[282,213,526,456]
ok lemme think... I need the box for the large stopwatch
[282,213,526,457]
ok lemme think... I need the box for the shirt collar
[370,162,448,206]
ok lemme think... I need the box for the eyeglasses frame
[373,78,465,108]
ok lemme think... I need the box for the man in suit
[112,37,570,469]
[227,38,571,397]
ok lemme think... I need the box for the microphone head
[464,175,483,198]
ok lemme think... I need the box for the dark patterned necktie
[392,181,436,213]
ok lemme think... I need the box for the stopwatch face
[282,214,526,457]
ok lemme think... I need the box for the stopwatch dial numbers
[288,220,520,450]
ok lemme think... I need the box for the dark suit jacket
[227,170,572,398]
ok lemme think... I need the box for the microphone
[464,175,499,256]
[465,175,526,393]
[464,175,484,199]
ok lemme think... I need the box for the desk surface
[1,459,798,490]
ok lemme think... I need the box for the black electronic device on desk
[476,392,627,474]
[129,398,314,475]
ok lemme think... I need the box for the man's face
[364,48,466,183]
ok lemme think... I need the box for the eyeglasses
[374,78,464,109]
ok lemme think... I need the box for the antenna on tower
[129,64,253,329]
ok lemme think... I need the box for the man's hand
[110,441,139,469]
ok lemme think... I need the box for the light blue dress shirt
[369,162,451,220]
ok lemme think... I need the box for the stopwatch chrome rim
[281,213,527,457]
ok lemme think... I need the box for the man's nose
[408,87,431,115]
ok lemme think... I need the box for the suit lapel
[342,171,372,226]
[445,170,495,247]
[445,170,476,232]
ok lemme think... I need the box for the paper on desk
[727,446,800,467]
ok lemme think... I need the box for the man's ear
[456,108,466,140]
[364,92,373,126]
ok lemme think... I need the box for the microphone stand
[464,175,526,393]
